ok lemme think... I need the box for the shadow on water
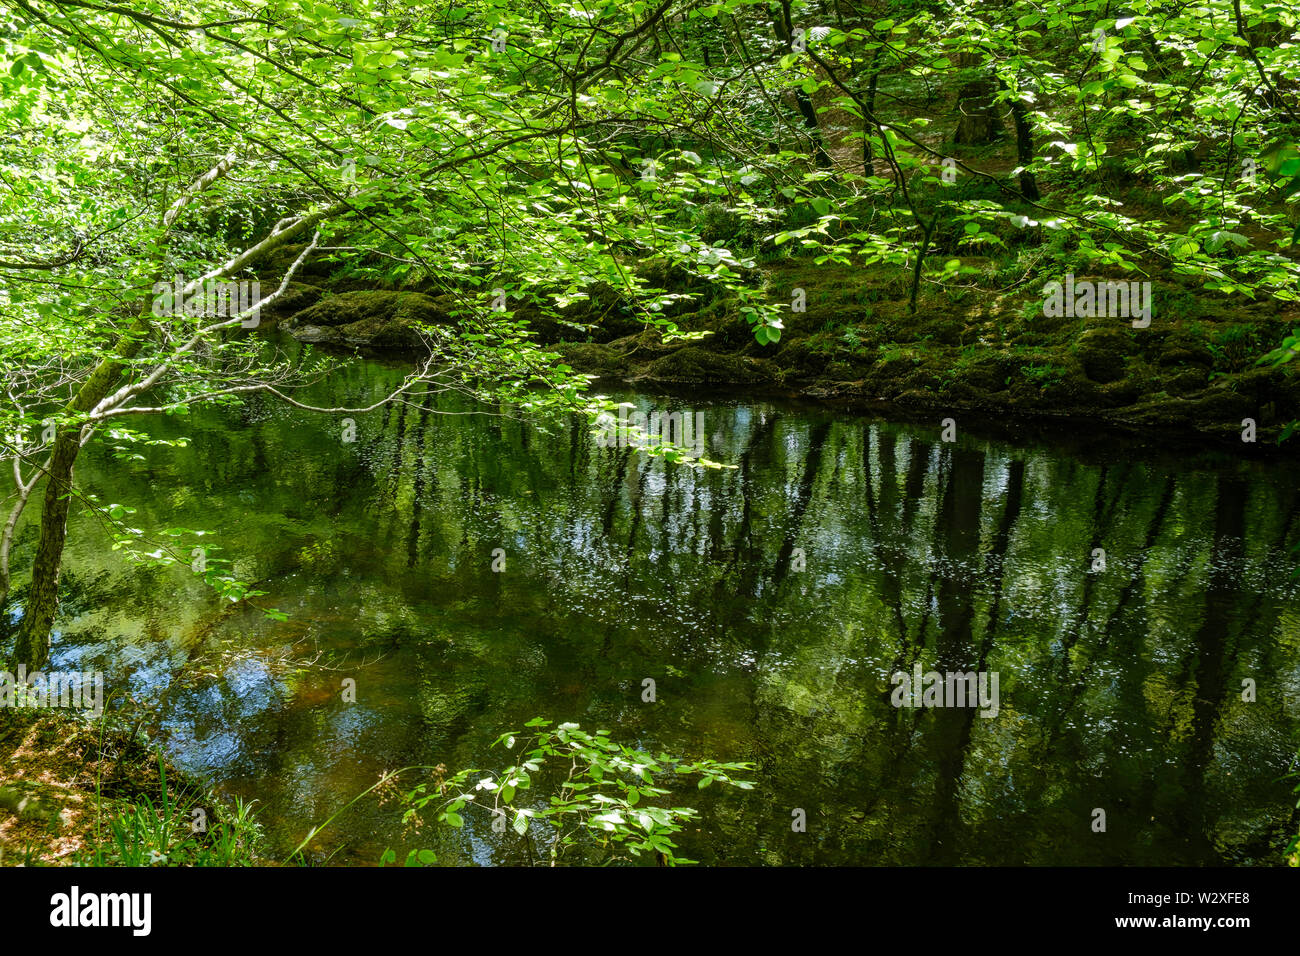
[11,353,1300,865]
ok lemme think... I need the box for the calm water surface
[23,354,1300,865]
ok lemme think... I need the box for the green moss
[639,346,776,385]
[553,342,630,377]
[286,290,453,348]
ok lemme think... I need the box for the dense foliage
[0,5,1298,869]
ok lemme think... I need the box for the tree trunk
[777,0,833,169]
[6,158,326,667]
[1002,82,1041,201]
[953,53,1002,146]
[0,484,34,610]
[10,297,157,667]
[11,432,79,668]
[863,50,881,176]
[908,208,941,315]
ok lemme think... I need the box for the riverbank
[254,250,1300,449]
[0,707,266,866]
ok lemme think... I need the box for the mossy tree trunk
[1002,81,1041,201]
[12,326,148,669]
[953,53,1003,146]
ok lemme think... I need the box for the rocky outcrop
[279,290,455,348]
[253,248,1300,445]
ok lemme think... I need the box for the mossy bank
[254,248,1300,449]
[0,706,266,866]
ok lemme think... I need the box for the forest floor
[0,708,151,864]
[0,708,264,866]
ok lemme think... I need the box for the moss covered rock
[284,290,453,348]
[255,281,324,327]
[1075,327,1133,383]
[638,346,776,385]
[553,342,631,377]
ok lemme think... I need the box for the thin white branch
[163,153,237,231]
[90,232,322,419]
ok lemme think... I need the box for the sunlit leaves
[390,720,755,865]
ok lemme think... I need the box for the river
[31,350,1300,865]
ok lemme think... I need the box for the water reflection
[19,354,1300,865]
